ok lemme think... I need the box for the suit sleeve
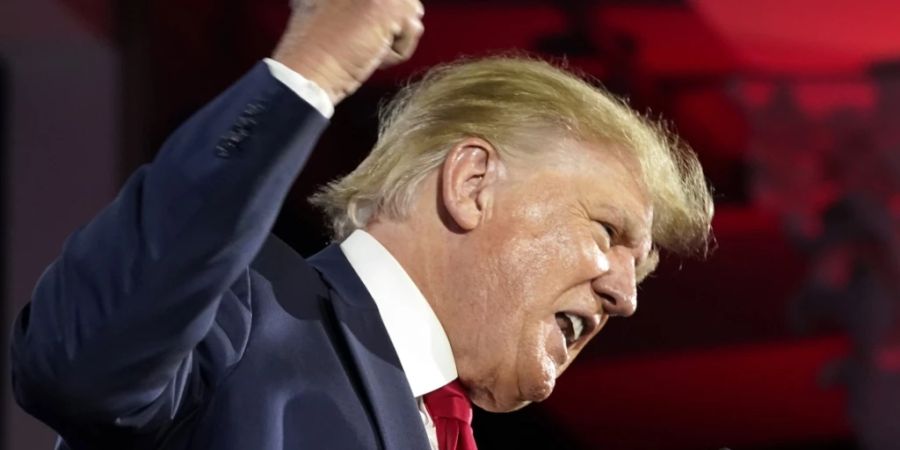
[9,62,329,442]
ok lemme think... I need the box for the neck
[365,217,450,313]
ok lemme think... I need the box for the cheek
[478,197,595,330]
[469,230,560,358]
[495,216,598,300]
[518,320,561,397]
[590,244,610,273]
[496,228,570,296]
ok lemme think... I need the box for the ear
[441,137,504,231]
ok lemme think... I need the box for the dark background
[4,0,900,449]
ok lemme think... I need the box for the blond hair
[310,55,713,257]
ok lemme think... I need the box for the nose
[592,247,638,317]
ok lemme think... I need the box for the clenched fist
[272,0,425,105]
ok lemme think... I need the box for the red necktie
[423,380,478,450]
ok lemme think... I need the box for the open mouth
[555,312,586,347]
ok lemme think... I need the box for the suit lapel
[309,243,432,450]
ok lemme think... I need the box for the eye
[594,221,617,241]
[594,220,618,245]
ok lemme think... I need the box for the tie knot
[423,380,473,424]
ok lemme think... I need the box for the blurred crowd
[746,61,900,450]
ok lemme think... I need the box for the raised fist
[273,0,425,105]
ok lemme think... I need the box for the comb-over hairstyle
[310,55,713,258]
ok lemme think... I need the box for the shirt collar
[339,230,458,397]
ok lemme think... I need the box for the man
[10,0,713,449]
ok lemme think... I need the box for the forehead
[534,138,651,211]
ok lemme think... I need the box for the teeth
[564,313,584,342]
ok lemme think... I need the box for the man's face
[440,138,654,412]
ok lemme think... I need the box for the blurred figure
[744,63,900,450]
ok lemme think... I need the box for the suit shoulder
[250,234,330,299]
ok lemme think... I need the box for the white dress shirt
[261,59,459,448]
[263,58,335,119]
[340,230,458,450]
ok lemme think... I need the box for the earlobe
[441,137,502,231]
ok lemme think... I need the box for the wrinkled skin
[369,136,654,412]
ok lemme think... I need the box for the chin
[468,377,553,413]
[471,394,532,413]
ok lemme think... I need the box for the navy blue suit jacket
[10,62,432,450]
